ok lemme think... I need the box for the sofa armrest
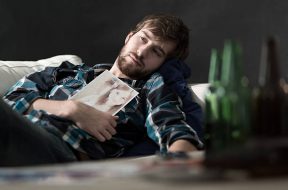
[0,55,82,96]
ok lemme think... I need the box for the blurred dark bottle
[252,37,287,138]
[204,49,221,152]
[205,40,251,155]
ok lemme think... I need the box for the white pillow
[190,83,209,110]
[0,55,82,96]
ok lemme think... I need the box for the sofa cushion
[0,55,82,96]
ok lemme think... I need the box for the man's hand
[29,99,118,142]
[168,139,197,152]
[65,100,118,142]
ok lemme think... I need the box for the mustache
[126,52,144,67]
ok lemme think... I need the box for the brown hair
[130,14,190,60]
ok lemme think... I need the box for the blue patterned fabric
[3,61,203,159]
[159,59,204,140]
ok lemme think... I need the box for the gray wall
[1,0,288,85]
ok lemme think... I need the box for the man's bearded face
[116,28,176,80]
[117,45,149,80]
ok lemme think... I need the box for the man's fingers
[111,121,117,128]
[109,118,117,127]
[101,129,112,140]
[106,126,117,135]
[93,131,106,142]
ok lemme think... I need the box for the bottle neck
[259,37,281,88]
[221,40,244,90]
[208,49,221,86]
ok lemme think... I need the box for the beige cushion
[0,55,82,96]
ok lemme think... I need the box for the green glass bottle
[252,37,286,138]
[204,48,222,152]
[217,40,251,151]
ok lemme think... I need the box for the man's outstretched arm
[144,74,204,153]
[168,139,197,152]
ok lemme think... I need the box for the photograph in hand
[70,70,138,115]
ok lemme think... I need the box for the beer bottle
[217,40,251,150]
[252,37,286,138]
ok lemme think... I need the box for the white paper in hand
[70,70,138,115]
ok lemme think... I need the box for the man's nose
[137,44,150,57]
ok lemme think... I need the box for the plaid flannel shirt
[3,61,203,158]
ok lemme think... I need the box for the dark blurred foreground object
[205,37,288,177]
[204,138,288,177]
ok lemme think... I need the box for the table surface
[1,151,288,190]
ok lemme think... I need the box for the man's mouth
[128,53,143,67]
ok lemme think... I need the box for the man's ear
[125,32,134,44]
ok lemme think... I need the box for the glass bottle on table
[204,48,222,153]
[252,37,287,138]
[216,40,251,152]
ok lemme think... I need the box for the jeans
[0,99,77,166]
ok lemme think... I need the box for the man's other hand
[65,100,118,142]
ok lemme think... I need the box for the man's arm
[28,98,118,142]
[3,62,117,142]
[144,74,204,153]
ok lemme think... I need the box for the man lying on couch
[0,14,203,166]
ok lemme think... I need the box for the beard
[117,47,150,80]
